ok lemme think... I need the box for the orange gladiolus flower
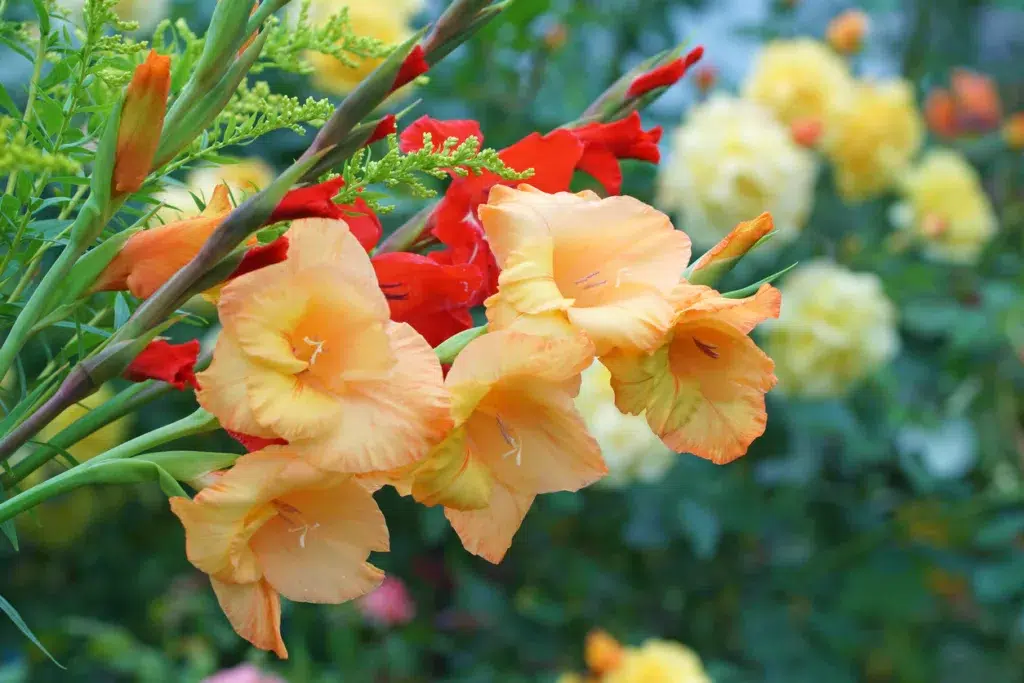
[950,68,1001,132]
[196,218,450,473]
[480,185,691,355]
[602,283,781,464]
[1004,112,1024,150]
[170,447,389,658]
[399,330,606,563]
[93,184,234,299]
[113,49,171,194]
[925,89,959,139]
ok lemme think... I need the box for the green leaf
[0,594,62,668]
[114,293,131,329]
[0,478,18,552]
[0,84,18,117]
[721,262,797,299]
[136,451,240,483]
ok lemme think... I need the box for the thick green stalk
[89,407,219,464]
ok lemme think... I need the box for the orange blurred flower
[602,283,780,464]
[826,9,869,55]
[480,185,691,355]
[93,184,234,299]
[113,50,171,194]
[196,218,450,473]
[694,65,717,94]
[926,69,1002,138]
[790,116,824,148]
[1003,112,1024,149]
[169,447,389,658]
[400,330,606,563]
[586,630,625,675]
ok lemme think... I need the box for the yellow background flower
[763,260,900,397]
[604,640,712,683]
[892,149,996,263]
[657,95,817,246]
[154,158,275,223]
[743,38,854,127]
[824,80,923,201]
[305,0,424,94]
[574,360,675,488]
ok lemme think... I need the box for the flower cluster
[155,148,780,654]
[559,630,711,683]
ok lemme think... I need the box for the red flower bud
[229,236,290,281]
[124,339,200,390]
[626,45,703,99]
[367,114,397,145]
[392,45,429,92]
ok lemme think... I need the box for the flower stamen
[303,336,326,365]
[495,414,522,466]
[693,337,720,359]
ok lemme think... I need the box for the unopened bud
[925,89,958,139]
[790,117,823,148]
[826,10,869,55]
[544,22,568,51]
[694,65,717,94]
[688,213,774,286]
[113,50,171,194]
[951,68,1002,133]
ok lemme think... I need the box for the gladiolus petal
[124,339,200,390]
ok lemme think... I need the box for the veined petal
[245,360,344,442]
[169,494,264,583]
[210,578,287,659]
[566,288,676,355]
[250,479,388,604]
[489,240,573,316]
[445,481,535,564]
[674,283,782,334]
[291,322,450,473]
[196,334,278,440]
[410,427,494,510]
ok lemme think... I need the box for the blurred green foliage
[2,0,1024,682]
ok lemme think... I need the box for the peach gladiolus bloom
[480,185,691,355]
[196,218,450,473]
[602,283,780,464]
[169,447,389,658]
[93,184,234,299]
[401,330,606,563]
[113,49,171,193]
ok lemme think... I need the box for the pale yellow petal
[196,334,278,440]
[566,288,676,355]
[245,360,344,441]
[410,427,494,510]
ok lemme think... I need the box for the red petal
[497,129,584,192]
[225,430,288,453]
[626,45,704,98]
[399,116,485,153]
[124,339,200,390]
[403,308,475,348]
[367,114,397,145]
[340,197,383,252]
[372,251,484,317]
[569,112,663,194]
[269,177,346,224]
[229,236,289,280]
[391,45,429,92]
[575,146,624,195]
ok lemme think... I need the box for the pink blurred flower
[357,576,416,627]
[202,664,285,683]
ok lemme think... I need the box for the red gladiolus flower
[571,112,663,194]
[270,178,382,252]
[229,236,290,280]
[124,339,200,390]
[225,430,288,453]
[392,45,429,92]
[371,251,485,347]
[367,114,397,145]
[399,117,484,154]
[626,45,704,98]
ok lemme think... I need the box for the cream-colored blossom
[657,95,816,247]
[892,149,996,264]
[824,80,923,201]
[743,38,854,127]
[154,158,275,223]
[763,260,899,397]
[574,360,675,488]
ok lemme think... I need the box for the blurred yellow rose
[16,386,131,548]
[657,95,817,247]
[604,640,712,683]
[763,260,900,397]
[891,149,996,264]
[743,38,854,128]
[575,360,675,488]
[154,158,275,223]
[305,1,424,95]
[824,80,923,201]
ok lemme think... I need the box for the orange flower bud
[826,9,869,55]
[584,630,625,675]
[544,23,568,51]
[1003,112,1024,150]
[113,50,171,194]
[688,212,774,286]
[924,88,958,139]
[790,116,823,148]
[951,68,1002,132]
[694,65,717,94]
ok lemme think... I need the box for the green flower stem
[89,407,219,465]
[434,325,487,365]
[0,409,215,525]
[373,202,436,255]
